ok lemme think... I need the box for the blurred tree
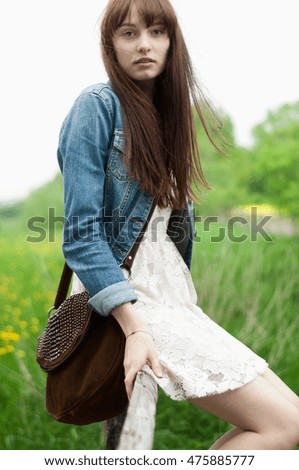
[195,111,253,216]
[248,101,299,218]
[22,173,64,223]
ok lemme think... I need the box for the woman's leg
[209,368,299,450]
[188,369,299,450]
[209,427,243,450]
[262,368,299,405]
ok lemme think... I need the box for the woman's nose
[136,32,151,52]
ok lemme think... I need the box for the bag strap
[53,262,74,309]
[52,200,157,310]
[120,200,156,273]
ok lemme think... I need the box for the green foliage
[0,201,24,220]
[246,101,299,218]
[195,112,254,216]
[193,102,299,220]
[22,173,64,225]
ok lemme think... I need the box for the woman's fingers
[124,354,163,400]
[124,369,136,400]
[148,351,163,379]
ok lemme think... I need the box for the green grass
[0,219,298,450]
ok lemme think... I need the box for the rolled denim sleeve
[88,281,137,316]
[57,89,137,316]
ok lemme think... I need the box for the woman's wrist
[125,330,153,340]
[111,302,148,337]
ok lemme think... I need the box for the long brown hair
[101,0,222,209]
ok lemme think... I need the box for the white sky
[1,0,298,202]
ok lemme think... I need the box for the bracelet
[125,330,153,340]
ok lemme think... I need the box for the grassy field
[0,218,298,450]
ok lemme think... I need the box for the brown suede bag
[36,288,128,425]
[36,202,156,425]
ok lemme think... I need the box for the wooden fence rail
[105,371,158,450]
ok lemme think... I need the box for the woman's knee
[262,405,299,449]
[281,411,299,448]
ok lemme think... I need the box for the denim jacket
[57,82,195,317]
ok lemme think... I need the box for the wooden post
[104,370,158,450]
[104,408,128,450]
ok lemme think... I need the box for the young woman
[57,0,299,449]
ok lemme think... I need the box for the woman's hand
[124,330,163,399]
[111,303,163,400]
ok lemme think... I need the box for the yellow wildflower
[0,331,21,342]
[19,321,28,330]
[30,325,39,334]
[17,350,26,359]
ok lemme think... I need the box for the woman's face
[112,4,170,95]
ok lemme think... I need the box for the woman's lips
[134,58,156,64]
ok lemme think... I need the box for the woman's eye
[123,31,135,38]
[151,28,165,36]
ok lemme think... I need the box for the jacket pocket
[107,130,131,181]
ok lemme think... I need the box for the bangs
[103,0,177,38]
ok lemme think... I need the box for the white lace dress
[72,205,269,400]
[124,205,269,400]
